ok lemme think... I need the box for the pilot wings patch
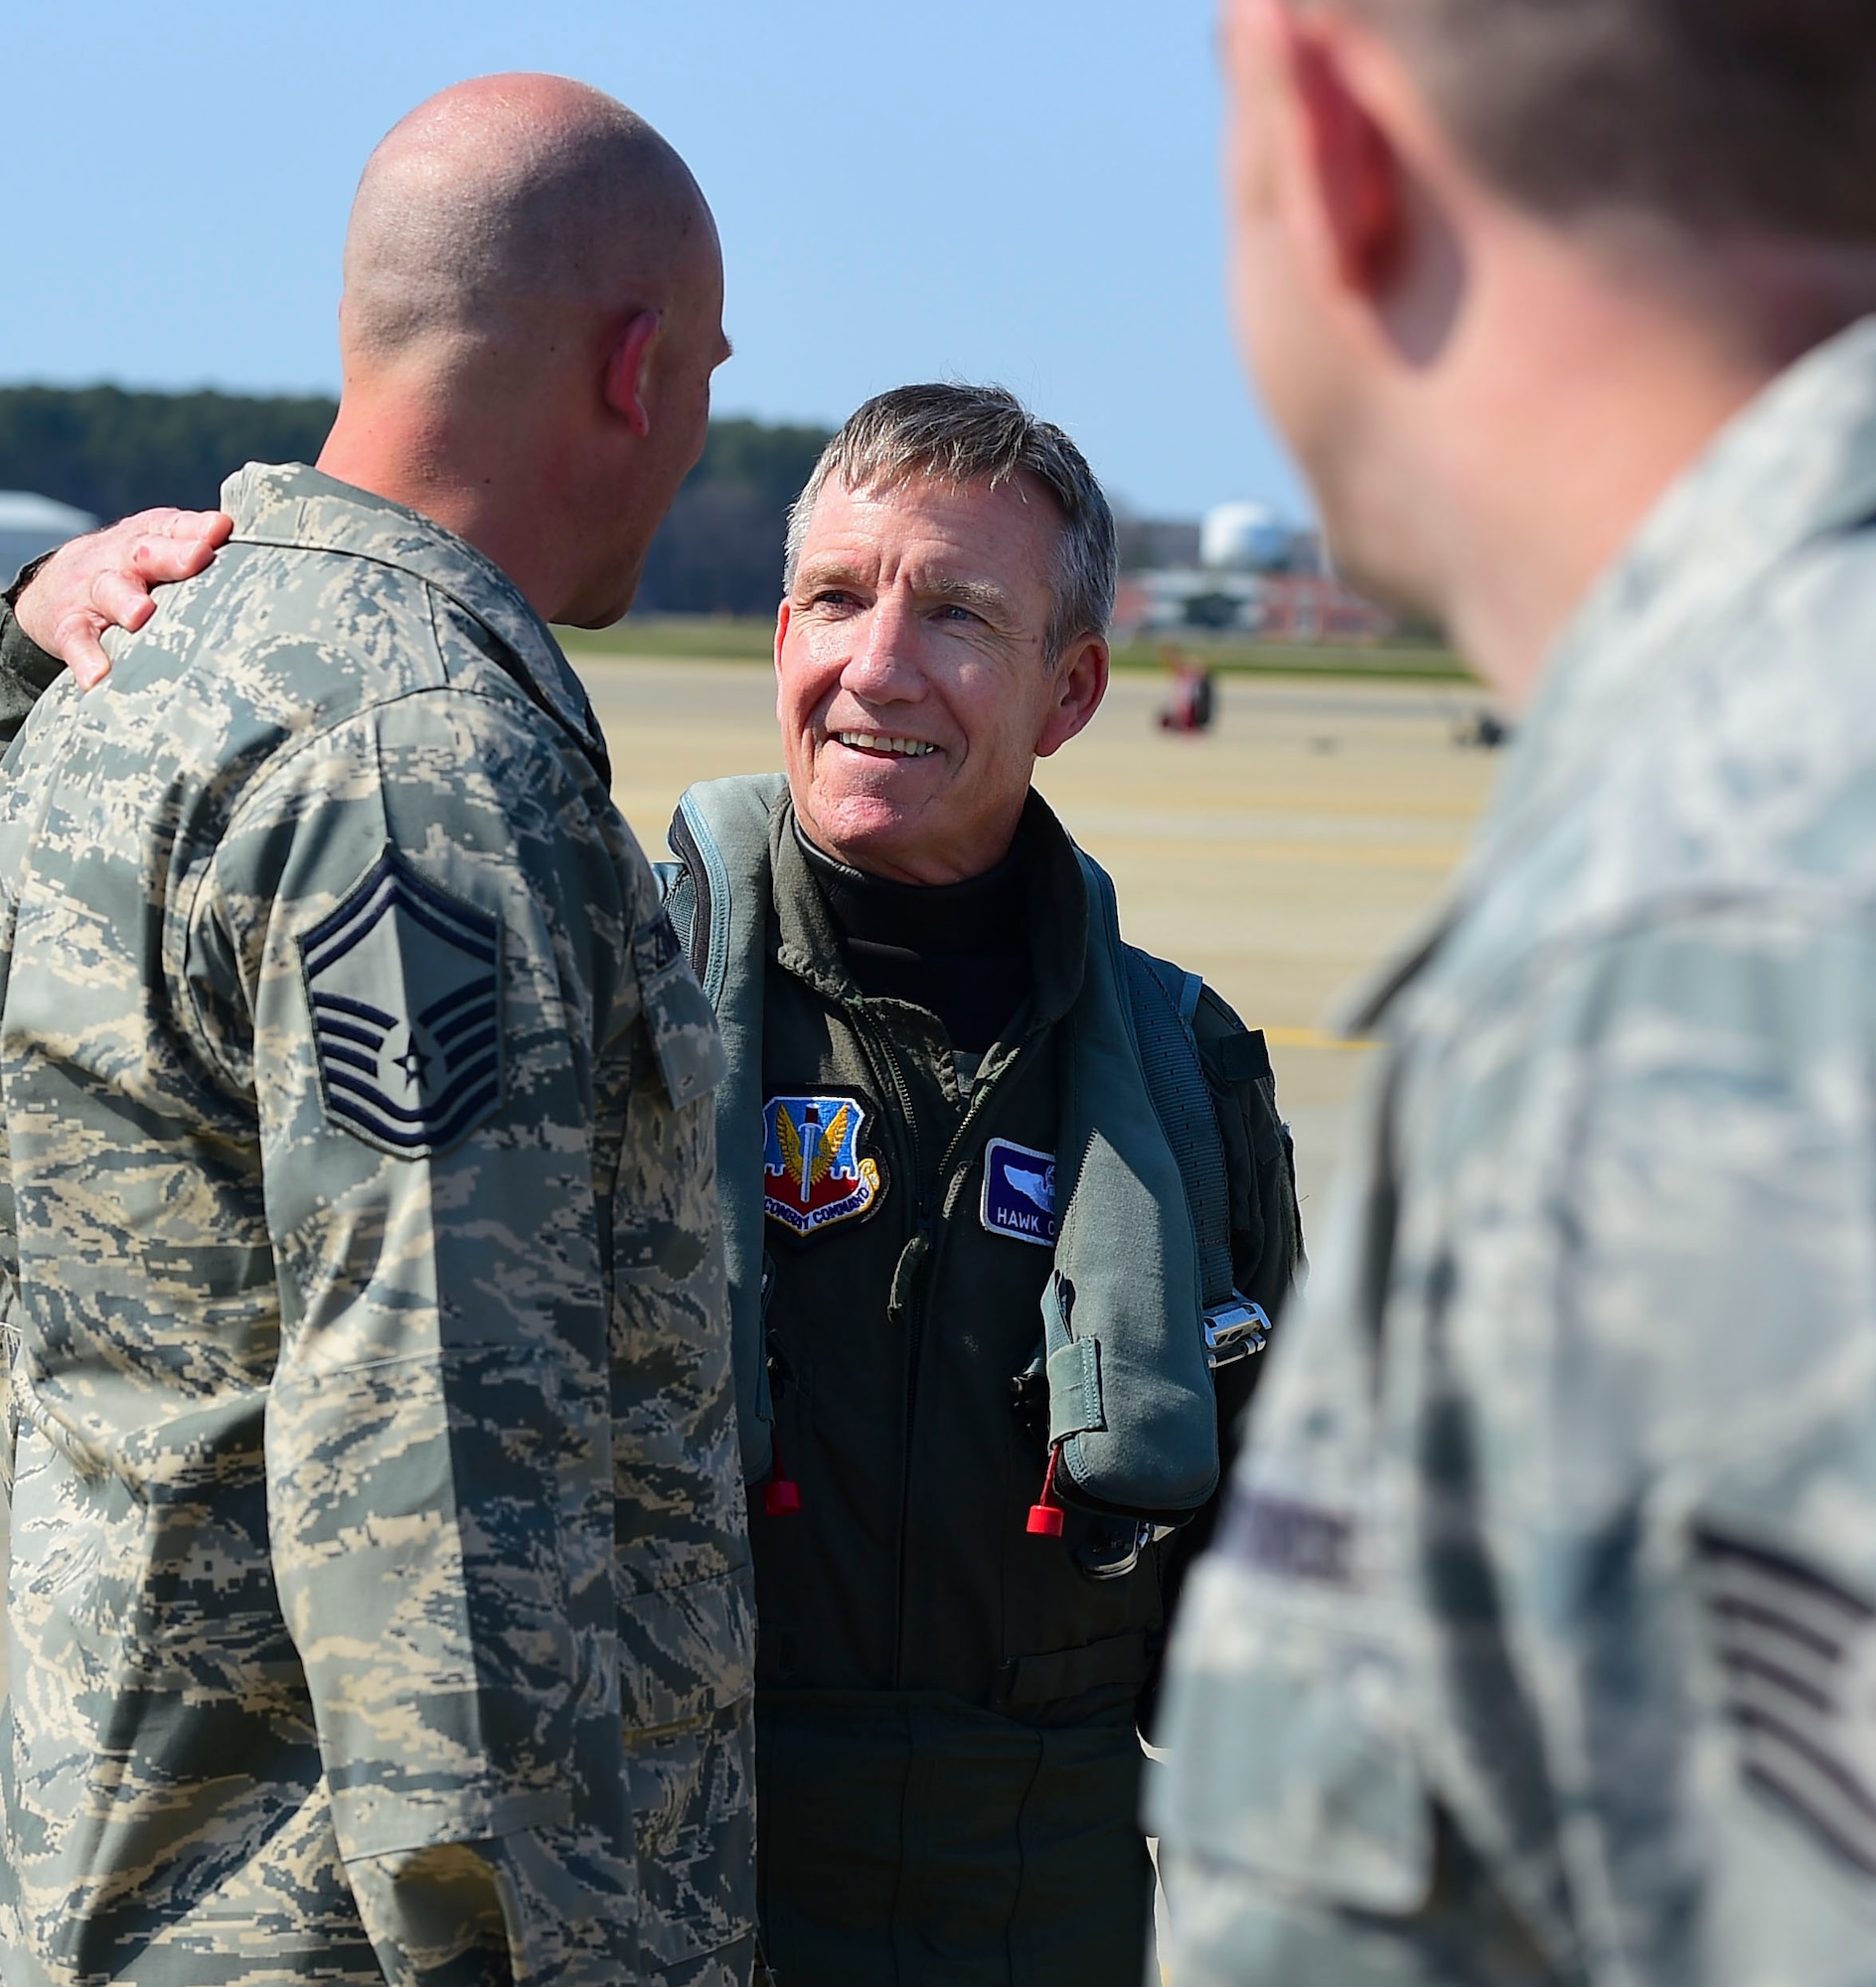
[763,1092,883,1237]
[299,847,504,1160]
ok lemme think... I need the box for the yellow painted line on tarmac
[1263,1025,1382,1052]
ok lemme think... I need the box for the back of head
[1350,0,1876,240]
[342,74,707,371]
[785,383,1119,663]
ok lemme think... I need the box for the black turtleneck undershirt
[795,821,1033,1056]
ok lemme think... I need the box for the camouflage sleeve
[604,857,756,1985]
[0,1126,14,1720]
[0,590,39,1710]
[199,688,641,1985]
[0,600,63,754]
[1158,907,1876,1984]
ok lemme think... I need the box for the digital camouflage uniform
[0,464,756,1986]
[1154,319,1876,1984]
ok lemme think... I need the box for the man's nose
[842,593,924,698]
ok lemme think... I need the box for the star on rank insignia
[299,847,504,1159]
[763,1092,884,1237]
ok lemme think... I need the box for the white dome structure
[0,491,98,589]
[1199,501,1291,573]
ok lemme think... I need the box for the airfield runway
[575,654,1501,1226]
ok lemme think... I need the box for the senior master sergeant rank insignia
[299,845,505,1158]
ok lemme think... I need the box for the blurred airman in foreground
[1154,3,1876,1982]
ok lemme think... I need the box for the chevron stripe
[1695,1526,1876,1883]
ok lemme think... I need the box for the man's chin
[1298,447,1446,627]
[796,792,921,870]
[556,553,648,632]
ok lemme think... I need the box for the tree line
[0,385,831,618]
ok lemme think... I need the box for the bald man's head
[342,74,713,368]
[319,75,729,627]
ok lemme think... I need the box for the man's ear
[1036,633,1110,758]
[602,310,665,438]
[773,598,792,706]
[1280,6,1408,300]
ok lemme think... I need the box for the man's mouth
[832,731,937,759]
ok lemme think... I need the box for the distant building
[1115,566,1265,636]
[1198,500,1293,573]
[1112,500,1395,643]
[0,491,97,586]
[1241,571,1398,643]
[1116,515,1202,572]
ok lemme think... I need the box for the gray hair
[783,383,1118,666]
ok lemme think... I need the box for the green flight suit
[722,791,1300,1986]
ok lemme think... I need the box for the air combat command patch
[763,1092,884,1237]
[300,846,504,1159]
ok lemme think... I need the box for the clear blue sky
[7,0,1308,522]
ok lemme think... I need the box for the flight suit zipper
[857,1010,935,1689]
[872,1015,1047,1686]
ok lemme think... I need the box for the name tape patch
[1220,1490,1357,1588]
[982,1138,1057,1248]
[763,1092,884,1236]
[632,905,686,982]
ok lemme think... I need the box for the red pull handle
[764,1428,803,1518]
[1026,1447,1066,1537]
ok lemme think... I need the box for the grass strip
[557,617,1478,685]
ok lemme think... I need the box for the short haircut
[1347,0,1876,240]
[344,80,704,365]
[783,384,1118,666]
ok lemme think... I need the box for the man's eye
[811,589,860,610]
[936,604,979,625]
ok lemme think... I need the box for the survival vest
[657,774,1270,1521]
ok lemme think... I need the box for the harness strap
[1122,949,1236,1311]
[659,778,1243,1508]
[661,778,789,1483]
[659,857,1244,1321]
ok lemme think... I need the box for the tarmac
[576,653,1501,1226]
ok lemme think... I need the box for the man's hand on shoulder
[12,509,233,689]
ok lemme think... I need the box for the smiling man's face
[775,471,1108,885]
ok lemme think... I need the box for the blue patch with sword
[763,1091,886,1237]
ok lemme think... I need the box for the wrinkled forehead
[798,468,1064,593]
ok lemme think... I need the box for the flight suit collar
[770,786,1089,1033]
[1342,312,1876,1034]
[220,460,612,789]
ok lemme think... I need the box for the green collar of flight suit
[666,772,1223,1523]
